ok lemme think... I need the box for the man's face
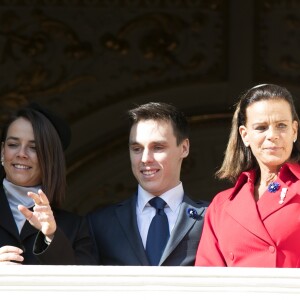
[129,119,189,196]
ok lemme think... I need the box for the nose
[17,146,28,158]
[141,149,153,164]
[266,127,279,141]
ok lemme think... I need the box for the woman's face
[239,98,298,172]
[1,117,42,187]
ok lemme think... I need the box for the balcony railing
[0,265,300,298]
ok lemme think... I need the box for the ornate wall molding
[254,0,300,84]
[0,1,227,122]
[1,1,300,213]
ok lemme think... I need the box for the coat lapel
[159,195,205,265]
[0,186,19,240]
[225,182,273,244]
[115,195,149,265]
[20,217,38,240]
[258,179,299,220]
[0,185,37,242]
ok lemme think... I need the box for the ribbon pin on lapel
[186,208,201,220]
[279,187,288,205]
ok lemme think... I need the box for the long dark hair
[216,84,300,183]
[1,107,66,208]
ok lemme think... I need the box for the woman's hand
[18,189,57,242]
[0,246,24,264]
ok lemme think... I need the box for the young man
[88,102,207,266]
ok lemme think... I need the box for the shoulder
[207,187,235,212]
[183,194,210,208]
[87,196,135,220]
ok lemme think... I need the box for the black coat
[87,194,207,266]
[0,185,96,265]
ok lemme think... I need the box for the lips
[13,164,31,170]
[265,147,282,151]
[141,169,158,176]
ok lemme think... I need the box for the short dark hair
[128,102,189,145]
[0,107,67,208]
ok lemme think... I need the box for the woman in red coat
[195,83,300,267]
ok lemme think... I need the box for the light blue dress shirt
[136,182,184,248]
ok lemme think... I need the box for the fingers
[33,205,55,222]
[27,189,49,206]
[25,189,57,236]
[0,246,24,264]
[18,205,33,220]
[0,246,23,254]
[18,202,55,232]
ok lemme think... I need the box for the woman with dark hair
[195,83,300,267]
[0,103,95,265]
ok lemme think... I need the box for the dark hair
[0,107,67,208]
[216,83,300,183]
[128,102,189,145]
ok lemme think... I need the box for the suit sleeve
[194,197,227,266]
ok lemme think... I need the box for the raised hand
[18,189,56,242]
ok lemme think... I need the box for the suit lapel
[115,195,149,265]
[159,195,205,265]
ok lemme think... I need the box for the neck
[258,172,277,188]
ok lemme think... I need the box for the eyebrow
[252,119,290,125]
[129,140,139,146]
[6,136,35,143]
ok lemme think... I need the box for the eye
[255,125,267,131]
[131,146,142,153]
[154,145,164,151]
[278,123,287,129]
[7,143,18,148]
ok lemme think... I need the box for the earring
[294,139,297,143]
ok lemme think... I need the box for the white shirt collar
[137,182,184,213]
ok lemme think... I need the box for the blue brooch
[186,208,201,220]
[267,182,280,193]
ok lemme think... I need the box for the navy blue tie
[146,197,170,266]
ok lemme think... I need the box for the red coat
[195,163,300,268]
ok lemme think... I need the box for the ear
[180,138,190,158]
[1,142,4,157]
[292,120,298,142]
[239,125,249,147]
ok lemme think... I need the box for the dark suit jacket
[87,194,207,266]
[0,185,96,265]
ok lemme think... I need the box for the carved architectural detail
[254,0,300,84]
[0,9,95,119]
[0,1,227,122]
[0,1,299,214]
